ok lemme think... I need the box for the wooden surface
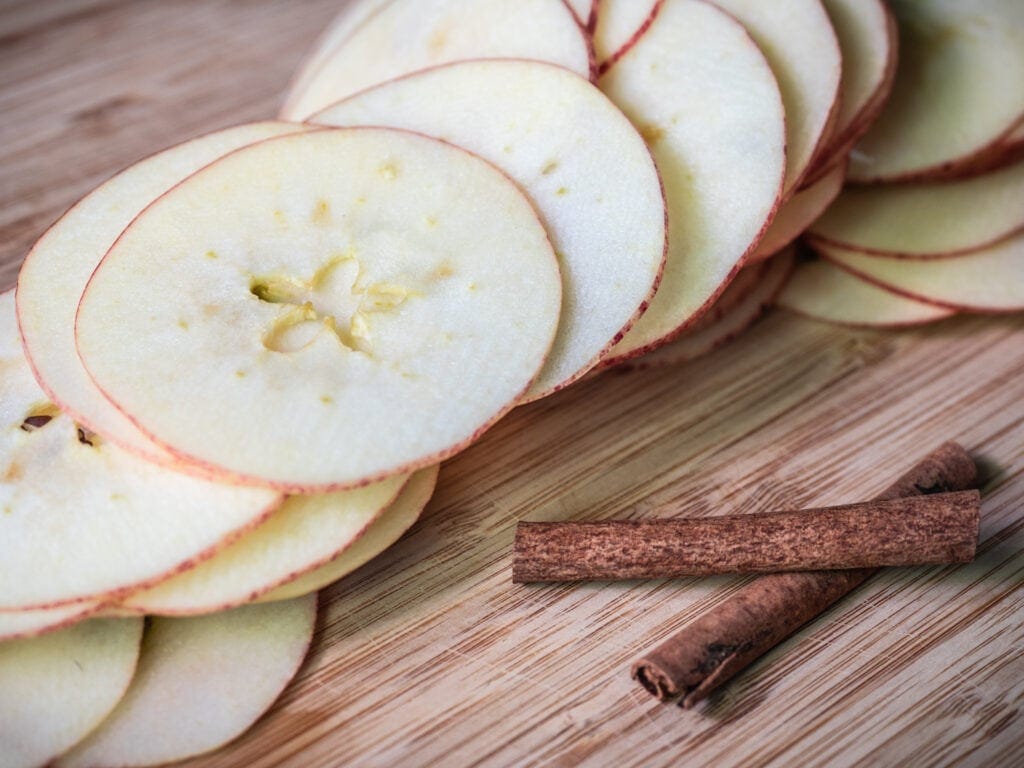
[2,2,1023,766]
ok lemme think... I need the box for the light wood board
[1,2,1022,766]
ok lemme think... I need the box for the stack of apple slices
[779,0,1024,327]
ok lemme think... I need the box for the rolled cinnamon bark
[513,492,979,582]
[631,441,978,708]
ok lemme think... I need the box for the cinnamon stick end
[631,660,679,702]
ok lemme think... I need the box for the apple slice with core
[0,618,142,768]
[0,604,101,643]
[598,0,785,363]
[777,259,955,327]
[809,158,1024,257]
[56,597,316,768]
[849,0,1024,183]
[713,0,842,196]
[311,60,666,398]
[0,292,280,610]
[592,0,659,69]
[818,235,1024,313]
[259,465,439,603]
[627,249,795,369]
[801,0,897,186]
[280,0,591,120]
[77,128,562,492]
[750,161,846,262]
[16,121,311,465]
[118,473,409,615]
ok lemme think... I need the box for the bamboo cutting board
[2,2,1023,766]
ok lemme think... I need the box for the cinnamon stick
[631,441,978,708]
[512,492,979,582]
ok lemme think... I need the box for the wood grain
[1,2,1022,767]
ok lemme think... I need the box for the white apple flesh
[712,0,843,195]
[259,465,439,602]
[16,121,311,465]
[810,158,1024,257]
[0,292,280,611]
[76,128,562,492]
[597,0,785,363]
[849,0,1024,183]
[56,597,316,768]
[818,235,1024,313]
[280,0,591,120]
[777,259,955,326]
[0,604,100,643]
[0,618,142,768]
[311,60,666,399]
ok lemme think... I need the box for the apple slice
[801,0,896,186]
[818,235,1024,313]
[56,597,315,768]
[0,618,142,768]
[597,0,785,363]
[17,121,311,465]
[713,0,842,196]
[280,0,395,121]
[777,259,955,326]
[628,249,795,369]
[849,0,1024,183]
[77,128,562,492]
[749,160,846,262]
[0,604,101,643]
[279,0,591,120]
[311,60,666,399]
[809,158,1024,257]
[118,473,409,615]
[259,465,439,603]
[0,291,280,611]
[593,0,659,69]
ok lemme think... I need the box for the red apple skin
[595,0,662,77]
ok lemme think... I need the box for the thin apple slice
[809,158,1024,257]
[17,121,311,465]
[0,291,280,610]
[311,60,666,398]
[56,597,315,768]
[280,0,590,121]
[280,0,395,121]
[819,235,1024,313]
[750,161,846,262]
[597,0,785,362]
[593,0,659,69]
[259,465,439,603]
[713,0,842,195]
[0,618,142,768]
[801,0,896,186]
[77,129,561,492]
[118,473,409,615]
[0,604,101,643]
[628,249,795,369]
[849,0,1024,183]
[777,259,955,326]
